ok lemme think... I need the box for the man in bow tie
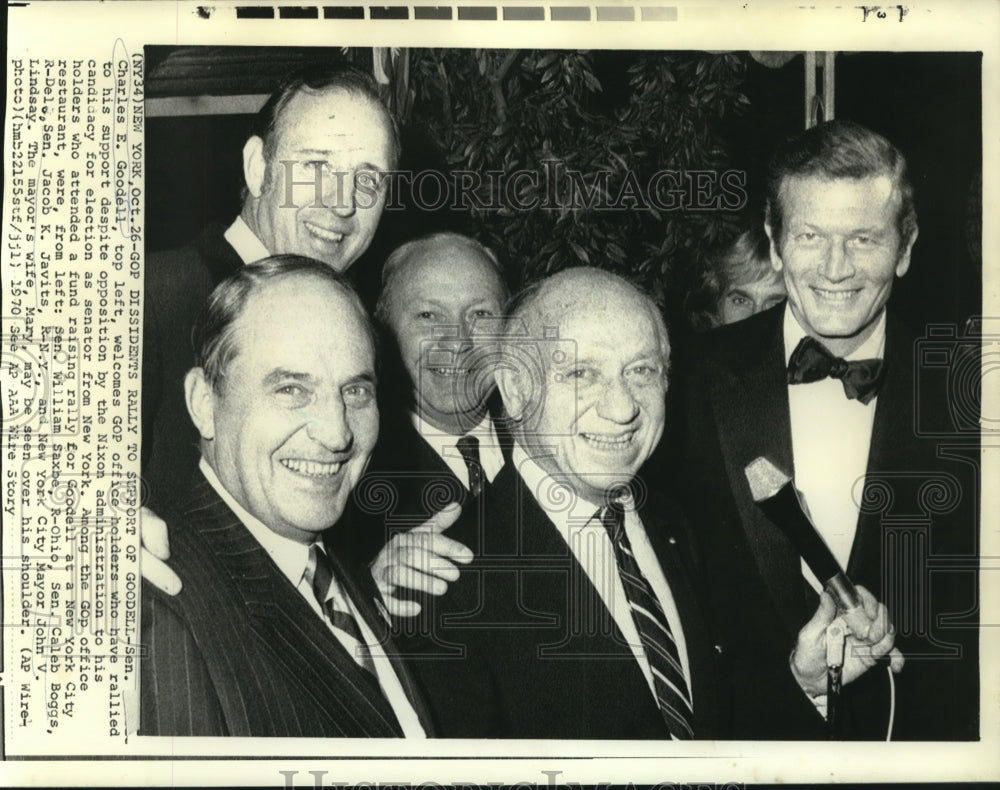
[386,266,896,739]
[666,119,979,739]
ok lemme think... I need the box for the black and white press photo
[3,2,997,786]
[139,44,982,742]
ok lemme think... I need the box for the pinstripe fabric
[140,473,433,737]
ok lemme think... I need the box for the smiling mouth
[580,431,637,451]
[280,458,344,478]
[303,222,345,244]
[811,287,861,302]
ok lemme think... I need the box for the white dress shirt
[222,215,270,264]
[411,412,504,489]
[784,307,886,593]
[199,458,426,737]
[511,445,693,705]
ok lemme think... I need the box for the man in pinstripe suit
[139,256,433,737]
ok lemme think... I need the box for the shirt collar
[199,457,313,589]
[511,443,611,529]
[223,215,271,265]
[783,303,887,364]
[411,411,499,447]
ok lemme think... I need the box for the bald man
[337,233,511,568]
[391,267,898,739]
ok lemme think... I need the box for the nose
[325,170,357,218]
[304,395,354,452]
[820,238,855,282]
[596,376,640,424]
[437,320,475,356]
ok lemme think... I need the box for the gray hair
[374,232,508,326]
[192,254,376,391]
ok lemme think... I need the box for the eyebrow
[800,221,887,236]
[345,372,378,387]
[296,150,388,172]
[262,369,377,387]
[624,348,663,366]
[262,369,316,387]
[551,349,662,368]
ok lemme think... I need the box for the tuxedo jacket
[139,473,435,737]
[394,464,726,739]
[142,224,244,514]
[666,303,979,740]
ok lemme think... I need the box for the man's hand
[141,506,182,596]
[791,585,904,697]
[371,502,471,617]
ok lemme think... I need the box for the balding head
[497,267,670,505]
[376,232,509,435]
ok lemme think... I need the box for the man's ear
[185,368,216,442]
[495,366,529,423]
[243,135,267,199]
[764,221,784,273]
[895,227,919,278]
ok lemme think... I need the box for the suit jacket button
[714,644,724,654]
[668,536,677,545]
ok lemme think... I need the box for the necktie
[456,435,484,498]
[308,543,376,676]
[787,335,885,405]
[599,502,695,740]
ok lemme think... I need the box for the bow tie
[787,335,885,404]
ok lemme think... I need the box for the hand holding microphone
[743,457,905,698]
[790,585,903,698]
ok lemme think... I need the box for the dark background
[145,48,982,330]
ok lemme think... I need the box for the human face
[515,291,668,506]
[245,88,394,271]
[386,241,506,435]
[769,175,914,356]
[200,276,379,543]
[717,271,786,325]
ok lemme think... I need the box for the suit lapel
[500,468,701,736]
[328,539,436,735]
[708,306,810,632]
[490,467,638,654]
[196,222,246,285]
[847,313,912,583]
[639,496,720,737]
[188,477,404,736]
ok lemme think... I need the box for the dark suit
[667,303,979,740]
[142,224,244,513]
[338,401,513,564]
[139,472,434,737]
[395,464,725,739]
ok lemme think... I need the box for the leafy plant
[370,48,752,324]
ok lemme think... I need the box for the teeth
[305,223,344,243]
[281,459,343,477]
[813,289,859,301]
[581,432,635,449]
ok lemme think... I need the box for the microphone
[744,457,871,639]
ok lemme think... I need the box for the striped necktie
[599,502,695,740]
[308,543,376,677]
[456,435,484,497]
